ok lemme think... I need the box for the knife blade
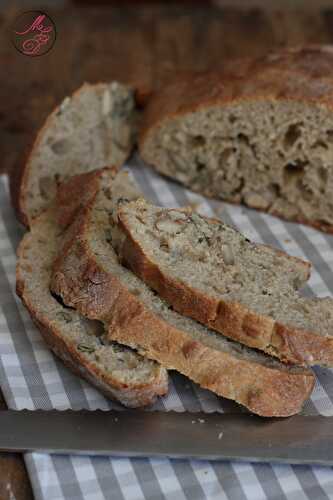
[0,410,332,465]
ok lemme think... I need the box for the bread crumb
[218,432,223,440]
[102,90,111,116]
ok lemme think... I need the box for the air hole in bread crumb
[283,160,307,185]
[195,159,206,172]
[221,148,236,163]
[190,135,206,148]
[271,183,281,197]
[283,160,307,184]
[237,133,250,146]
[50,138,72,155]
[326,130,333,142]
[283,123,302,150]
[319,166,329,184]
[311,140,328,150]
[51,291,76,309]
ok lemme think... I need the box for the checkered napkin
[1,156,333,500]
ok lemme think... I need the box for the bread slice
[139,45,333,233]
[50,168,314,416]
[16,201,168,409]
[11,82,139,227]
[116,198,333,367]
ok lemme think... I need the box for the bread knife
[0,410,332,465]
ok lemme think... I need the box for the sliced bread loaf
[139,45,333,233]
[11,82,139,227]
[116,198,333,366]
[16,195,168,408]
[50,168,314,416]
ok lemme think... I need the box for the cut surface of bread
[16,205,168,408]
[11,82,139,227]
[117,198,333,366]
[50,168,314,416]
[140,45,333,233]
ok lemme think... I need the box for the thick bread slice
[11,82,139,227]
[106,304,314,418]
[50,168,314,416]
[139,45,333,233]
[16,208,168,409]
[116,198,333,367]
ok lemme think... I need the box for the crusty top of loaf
[140,45,333,145]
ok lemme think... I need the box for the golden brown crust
[223,190,333,235]
[140,45,333,146]
[105,300,314,417]
[51,213,129,322]
[117,205,333,367]
[194,187,333,236]
[50,169,314,416]
[55,168,109,229]
[269,209,333,235]
[134,85,153,110]
[226,192,333,235]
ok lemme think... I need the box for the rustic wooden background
[1,1,333,498]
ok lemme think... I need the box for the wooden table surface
[1,1,333,497]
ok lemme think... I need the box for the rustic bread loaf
[50,167,314,416]
[117,198,333,366]
[11,82,139,227]
[139,45,333,233]
[16,181,168,408]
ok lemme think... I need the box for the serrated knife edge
[0,410,332,465]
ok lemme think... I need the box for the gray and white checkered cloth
[1,156,333,500]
